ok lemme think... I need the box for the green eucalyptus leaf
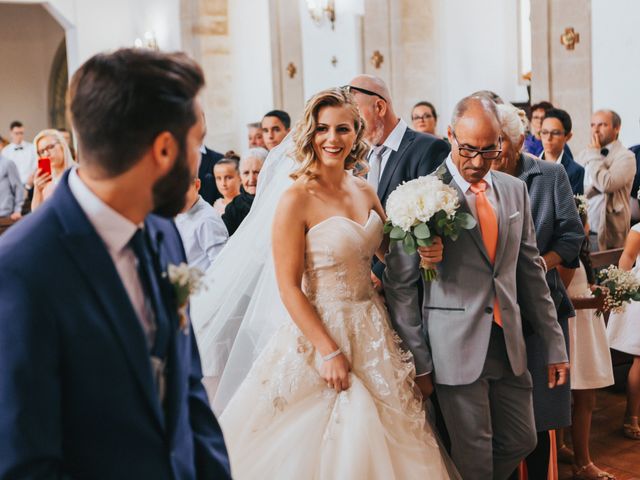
[413,223,431,239]
[403,234,417,255]
[456,212,477,229]
[390,226,406,240]
[383,222,393,234]
[417,238,433,247]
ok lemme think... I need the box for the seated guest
[222,147,267,235]
[525,101,554,156]
[31,129,76,211]
[558,198,615,480]
[492,103,583,480]
[212,152,241,214]
[261,110,290,150]
[410,101,438,135]
[0,153,24,234]
[247,122,266,148]
[579,109,636,251]
[540,108,584,194]
[58,127,77,161]
[175,177,228,271]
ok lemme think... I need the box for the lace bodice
[303,210,383,304]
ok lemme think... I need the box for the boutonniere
[165,263,206,334]
[433,163,448,182]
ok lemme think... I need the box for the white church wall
[432,0,529,132]
[0,3,65,138]
[591,0,640,147]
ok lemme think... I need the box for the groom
[384,96,569,480]
[0,49,230,478]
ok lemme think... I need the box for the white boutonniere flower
[165,262,206,334]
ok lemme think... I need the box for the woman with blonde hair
[31,129,76,210]
[200,88,456,479]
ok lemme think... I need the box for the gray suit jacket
[383,167,568,386]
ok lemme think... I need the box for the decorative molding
[560,27,580,50]
[370,50,384,69]
[286,62,297,79]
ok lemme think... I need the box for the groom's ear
[151,131,179,176]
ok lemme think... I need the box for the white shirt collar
[68,167,139,254]
[200,144,207,154]
[541,150,565,164]
[373,118,407,153]
[445,154,493,193]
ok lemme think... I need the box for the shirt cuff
[415,371,432,378]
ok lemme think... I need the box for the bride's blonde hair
[291,88,369,180]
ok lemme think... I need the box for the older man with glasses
[344,76,450,286]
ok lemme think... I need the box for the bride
[192,88,456,479]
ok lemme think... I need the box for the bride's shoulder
[275,182,312,219]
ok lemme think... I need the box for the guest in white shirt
[175,176,228,271]
[1,121,37,187]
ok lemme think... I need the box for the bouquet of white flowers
[384,175,476,281]
[594,265,640,316]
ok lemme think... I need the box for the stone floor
[558,389,640,479]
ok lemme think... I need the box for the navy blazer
[373,128,450,279]
[558,150,585,195]
[0,171,230,479]
[198,147,224,205]
[630,144,640,199]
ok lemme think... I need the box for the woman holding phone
[31,129,75,211]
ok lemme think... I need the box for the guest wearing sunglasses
[31,129,76,211]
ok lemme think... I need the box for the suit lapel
[441,164,492,265]
[492,172,510,272]
[145,219,185,438]
[54,174,166,431]
[377,129,415,201]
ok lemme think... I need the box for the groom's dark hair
[68,48,205,178]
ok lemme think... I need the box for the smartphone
[38,157,51,176]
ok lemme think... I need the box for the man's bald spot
[451,96,501,132]
[350,74,392,104]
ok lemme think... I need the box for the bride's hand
[417,236,443,264]
[321,353,351,393]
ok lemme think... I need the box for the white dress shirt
[2,141,37,185]
[68,168,155,341]
[445,155,497,219]
[175,196,228,272]
[541,150,565,165]
[369,118,408,175]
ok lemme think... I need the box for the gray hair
[496,103,526,147]
[450,95,500,130]
[241,147,268,167]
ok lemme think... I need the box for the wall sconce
[306,0,336,30]
[134,31,159,50]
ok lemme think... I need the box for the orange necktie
[469,180,502,327]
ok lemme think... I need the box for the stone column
[531,0,592,152]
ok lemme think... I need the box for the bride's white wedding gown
[220,210,453,479]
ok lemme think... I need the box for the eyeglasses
[539,129,565,138]
[411,113,434,122]
[37,142,60,157]
[452,131,502,160]
[342,85,387,102]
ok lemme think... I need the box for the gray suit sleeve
[516,183,569,364]
[383,242,433,375]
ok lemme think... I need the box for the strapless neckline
[307,209,379,235]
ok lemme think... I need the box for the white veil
[191,133,296,414]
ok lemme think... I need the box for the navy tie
[129,228,171,360]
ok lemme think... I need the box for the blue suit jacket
[198,147,224,205]
[0,171,230,479]
[558,150,584,195]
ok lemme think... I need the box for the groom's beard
[152,147,192,218]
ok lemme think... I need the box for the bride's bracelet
[322,348,342,362]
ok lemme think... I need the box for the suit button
[485,306,493,314]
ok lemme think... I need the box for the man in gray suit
[384,96,569,480]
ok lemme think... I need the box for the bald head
[349,75,392,104]
[448,96,502,184]
[347,74,397,145]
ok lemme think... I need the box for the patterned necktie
[469,180,502,327]
[367,146,387,191]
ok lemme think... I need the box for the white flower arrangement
[384,175,476,281]
[594,265,640,316]
[165,262,206,332]
[575,194,588,216]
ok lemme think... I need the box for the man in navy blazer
[0,49,230,479]
[198,145,224,205]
